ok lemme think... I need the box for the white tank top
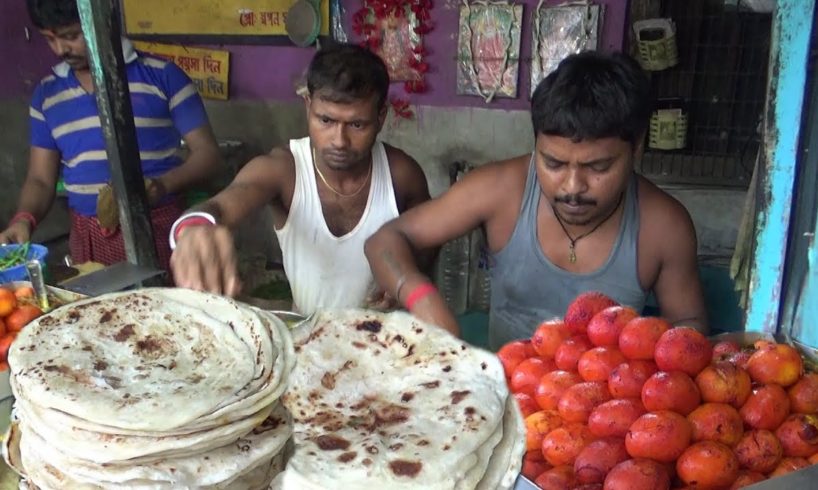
[275,136,399,314]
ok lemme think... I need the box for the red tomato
[6,305,42,332]
[13,286,35,300]
[531,319,569,358]
[514,392,541,419]
[0,288,16,317]
[497,340,536,378]
[510,357,556,398]
[522,458,551,481]
[0,333,17,363]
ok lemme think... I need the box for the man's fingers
[171,226,241,297]
[213,228,240,296]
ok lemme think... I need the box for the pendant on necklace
[569,244,577,263]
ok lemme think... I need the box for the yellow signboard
[123,0,330,37]
[133,42,230,100]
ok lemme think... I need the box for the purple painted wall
[1,0,627,110]
[0,0,55,97]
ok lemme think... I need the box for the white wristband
[169,212,217,250]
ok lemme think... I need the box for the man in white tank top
[167,44,432,314]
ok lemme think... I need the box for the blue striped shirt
[29,40,208,216]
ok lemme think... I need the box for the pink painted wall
[1,0,628,110]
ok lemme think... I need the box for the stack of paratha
[273,309,525,490]
[2,288,295,490]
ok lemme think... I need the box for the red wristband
[10,212,37,229]
[173,216,214,241]
[405,283,437,311]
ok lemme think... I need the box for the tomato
[521,458,551,481]
[514,392,541,419]
[0,333,16,363]
[510,357,556,397]
[531,319,569,358]
[0,288,16,317]
[6,305,43,332]
[13,286,35,300]
[497,340,536,379]
[0,361,8,371]
[0,318,5,337]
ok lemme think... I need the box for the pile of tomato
[0,285,43,370]
[500,291,818,490]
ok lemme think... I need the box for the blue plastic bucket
[0,244,49,284]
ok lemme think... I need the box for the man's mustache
[555,195,596,206]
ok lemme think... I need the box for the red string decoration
[353,0,434,119]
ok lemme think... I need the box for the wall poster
[457,1,523,102]
[530,2,603,96]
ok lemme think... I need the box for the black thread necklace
[553,192,625,264]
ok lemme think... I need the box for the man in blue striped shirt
[0,0,221,271]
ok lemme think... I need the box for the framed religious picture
[530,2,603,96]
[457,1,523,102]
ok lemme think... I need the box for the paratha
[280,309,510,489]
[9,289,262,431]
[15,405,291,489]
[12,396,274,463]
[10,305,292,437]
[475,396,526,490]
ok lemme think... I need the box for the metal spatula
[25,259,50,312]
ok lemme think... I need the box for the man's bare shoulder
[637,175,697,246]
[231,146,296,195]
[466,154,530,187]
[383,144,425,184]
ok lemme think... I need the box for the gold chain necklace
[553,192,624,264]
[312,147,371,198]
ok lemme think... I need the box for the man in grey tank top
[366,51,708,350]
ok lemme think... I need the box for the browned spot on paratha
[315,434,350,451]
[450,390,470,404]
[356,320,382,333]
[337,451,357,463]
[113,325,135,342]
[389,460,422,477]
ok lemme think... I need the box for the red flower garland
[352,0,434,119]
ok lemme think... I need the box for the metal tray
[513,475,538,489]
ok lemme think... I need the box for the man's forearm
[365,229,425,300]
[670,316,709,335]
[158,147,221,196]
[16,178,57,224]
[416,246,440,277]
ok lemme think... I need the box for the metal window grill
[635,0,772,187]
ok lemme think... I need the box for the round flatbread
[12,396,274,463]
[9,289,263,431]
[280,309,510,489]
[16,404,291,489]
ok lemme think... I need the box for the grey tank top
[488,156,647,350]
